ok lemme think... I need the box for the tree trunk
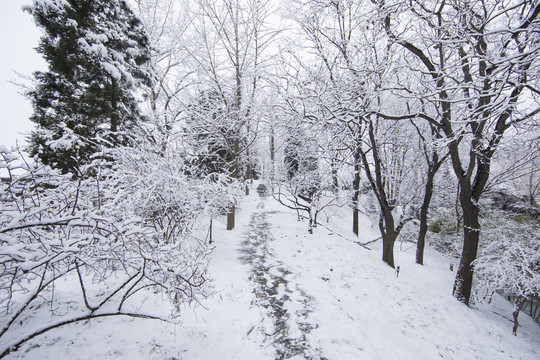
[352,148,361,236]
[227,136,240,231]
[246,160,253,181]
[416,164,436,265]
[245,116,253,191]
[226,204,235,230]
[331,158,339,194]
[269,125,275,180]
[382,234,396,268]
[452,193,480,305]
[110,78,119,136]
[358,119,398,268]
[381,209,397,268]
[245,148,252,195]
[353,208,359,237]
[512,296,525,335]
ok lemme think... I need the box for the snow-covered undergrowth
[3,185,539,359]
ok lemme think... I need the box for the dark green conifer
[25,0,151,174]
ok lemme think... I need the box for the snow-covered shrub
[0,142,241,357]
[473,210,539,334]
[102,142,241,242]
[397,219,419,245]
[271,174,343,234]
[425,206,462,260]
[474,208,540,300]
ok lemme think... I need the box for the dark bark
[269,129,275,162]
[245,148,251,195]
[227,204,236,230]
[269,126,275,180]
[380,209,398,268]
[452,184,480,305]
[410,120,447,265]
[246,160,253,180]
[416,150,444,265]
[352,143,361,236]
[110,78,119,134]
[245,147,252,195]
[415,175,432,265]
[352,207,359,237]
[227,136,240,230]
[245,115,253,190]
[331,158,339,194]
[228,20,242,231]
[512,296,525,335]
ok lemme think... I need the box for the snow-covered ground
[5,187,540,359]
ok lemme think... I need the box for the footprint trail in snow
[240,200,326,360]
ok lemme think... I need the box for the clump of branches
[0,139,238,357]
[473,209,540,336]
[271,171,342,234]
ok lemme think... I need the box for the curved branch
[372,111,441,129]
[0,312,172,359]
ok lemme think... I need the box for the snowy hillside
[5,189,539,360]
[4,0,539,359]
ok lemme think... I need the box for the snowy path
[240,200,325,359]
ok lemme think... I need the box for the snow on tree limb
[0,138,238,357]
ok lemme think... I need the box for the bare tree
[293,0,427,267]
[381,0,540,304]
[409,120,448,265]
[357,115,420,267]
[186,0,275,229]
[134,0,194,154]
[293,0,370,236]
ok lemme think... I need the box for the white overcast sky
[0,0,45,149]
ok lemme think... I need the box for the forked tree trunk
[358,119,400,268]
[413,122,445,265]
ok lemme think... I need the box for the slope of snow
[5,187,539,359]
[262,197,540,359]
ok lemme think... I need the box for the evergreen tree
[25,0,151,174]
